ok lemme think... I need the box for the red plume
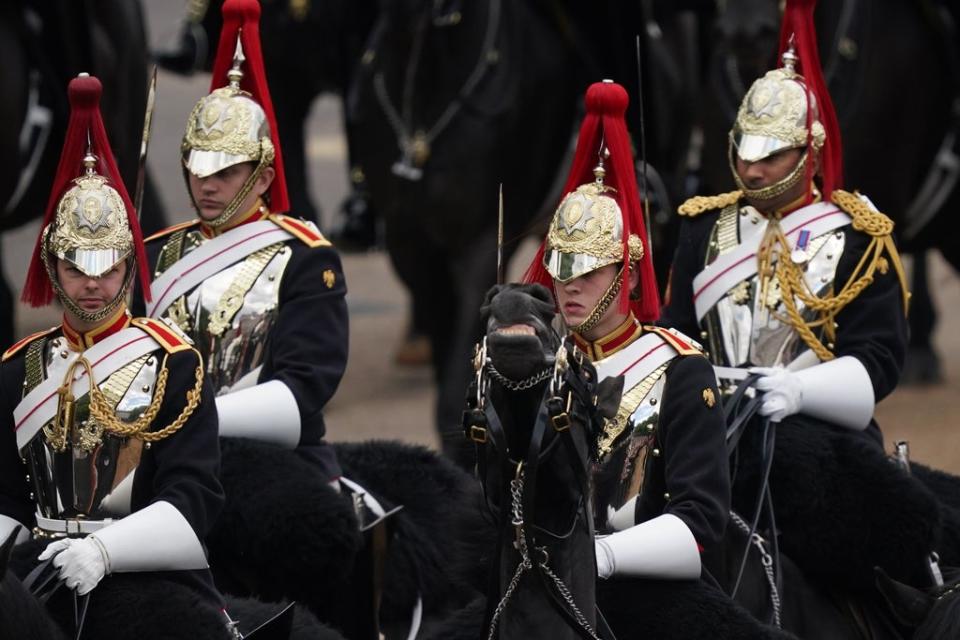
[778,0,843,197]
[22,75,152,307]
[209,0,289,213]
[523,81,660,323]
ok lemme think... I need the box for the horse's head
[481,283,559,383]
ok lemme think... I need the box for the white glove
[594,514,701,581]
[750,366,802,422]
[216,380,301,448]
[38,537,108,595]
[750,357,874,430]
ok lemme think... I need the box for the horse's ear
[595,375,624,420]
[0,527,21,578]
[874,566,933,627]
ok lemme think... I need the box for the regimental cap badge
[47,149,133,278]
[544,150,643,283]
[730,40,825,163]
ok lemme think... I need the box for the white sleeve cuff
[90,501,207,573]
[796,356,875,431]
[595,513,701,580]
[215,380,301,448]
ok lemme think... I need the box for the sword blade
[133,66,158,221]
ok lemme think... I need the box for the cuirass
[158,229,292,394]
[22,335,159,521]
[701,204,845,379]
[592,366,668,532]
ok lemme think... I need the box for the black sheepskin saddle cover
[731,416,944,591]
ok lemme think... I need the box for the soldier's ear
[256,166,276,195]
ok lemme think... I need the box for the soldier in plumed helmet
[524,80,731,588]
[0,73,228,628]
[134,0,383,631]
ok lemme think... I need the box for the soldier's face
[554,263,632,340]
[734,148,808,212]
[56,259,127,314]
[188,162,275,222]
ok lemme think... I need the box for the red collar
[200,199,270,238]
[572,314,643,361]
[772,186,823,219]
[62,307,132,351]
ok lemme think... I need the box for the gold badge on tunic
[702,388,716,409]
[323,269,336,289]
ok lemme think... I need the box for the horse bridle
[465,338,616,640]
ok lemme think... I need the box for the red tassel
[22,75,152,306]
[209,0,289,213]
[523,81,660,323]
[777,0,843,197]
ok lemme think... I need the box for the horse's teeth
[496,324,535,336]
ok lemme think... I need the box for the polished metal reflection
[171,233,292,393]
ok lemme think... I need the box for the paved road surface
[2,1,957,475]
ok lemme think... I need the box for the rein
[368,0,502,181]
[466,339,615,640]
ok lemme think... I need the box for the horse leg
[902,251,943,385]
[271,75,320,225]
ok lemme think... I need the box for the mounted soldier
[660,0,946,596]
[523,79,731,589]
[134,0,396,635]
[0,73,231,635]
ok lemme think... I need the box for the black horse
[698,0,960,383]
[0,0,166,346]
[0,530,345,640]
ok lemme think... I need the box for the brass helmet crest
[730,44,825,164]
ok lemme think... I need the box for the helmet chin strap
[729,146,812,209]
[570,264,625,335]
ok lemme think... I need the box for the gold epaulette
[130,318,193,353]
[269,214,332,248]
[2,326,59,362]
[678,190,743,217]
[830,189,894,237]
[144,219,200,243]
[643,326,704,357]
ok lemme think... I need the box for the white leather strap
[147,220,293,318]
[14,327,161,449]
[35,516,113,536]
[90,500,207,573]
[594,332,682,391]
[216,380,301,448]
[693,202,851,321]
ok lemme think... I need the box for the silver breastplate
[22,336,160,521]
[159,230,292,394]
[592,363,669,531]
[702,204,845,374]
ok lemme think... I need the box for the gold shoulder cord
[678,190,743,217]
[757,189,910,361]
[48,349,205,450]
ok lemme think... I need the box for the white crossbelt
[594,332,681,390]
[14,326,160,450]
[692,202,851,321]
[147,219,293,318]
[35,515,114,536]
